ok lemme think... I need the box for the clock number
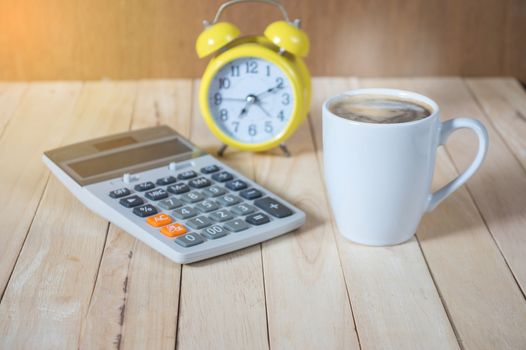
[248,124,257,136]
[276,77,284,89]
[214,93,222,105]
[232,121,240,133]
[219,109,228,121]
[219,77,231,89]
[266,65,271,76]
[281,93,290,105]
[230,65,240,77]
[264,121,273,133]
[277,110,285,121]
[246,60,258,74]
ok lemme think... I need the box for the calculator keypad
[106,161,296,251]
[156,176,177,186]
[225,180,247,191]
[188,177,212,188]
[212,171,233,182]
[120,195,144,208]
[175,233,204,247]
[202,185,226,197]
[134,181,155,192]
[158,197,183,210]
[167,183,190,195]
[133,204,158,217]
[178,170,198,180]
[240,188,263,200]
[110,188,131,198]
[145,188,169,201]
[173,206,199,220]
[146,213,172,227]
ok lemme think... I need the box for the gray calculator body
[42,126,305,264]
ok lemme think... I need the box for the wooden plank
[255,87,360,349]
[176,81,269,350]
[310,78,459,349]
[0,82,82,297]
[0,83,27,136]
[466,78,526,170]
[410,77,526,295]
[0,82,137,349]
[359,77,526,349]
[78,80,192,350]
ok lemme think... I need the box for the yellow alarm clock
[196,0,311,156]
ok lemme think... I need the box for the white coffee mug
[323,88,489,245]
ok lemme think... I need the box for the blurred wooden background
[0,0,525,81]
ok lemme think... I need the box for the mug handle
[425,118,489,212]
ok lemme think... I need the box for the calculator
[42,126,305,264]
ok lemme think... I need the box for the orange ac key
[160,223,187,237]
[146,213,172,227]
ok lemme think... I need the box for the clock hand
[254,102,272,118]
[256,84,284,99]
[238,103,251,119]
[221,97,247,102]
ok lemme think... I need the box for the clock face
[207,57,295,144]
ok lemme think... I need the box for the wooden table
[0,78,525,350]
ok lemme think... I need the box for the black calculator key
[133,204,158,217]
[119,195,144,208]
[246,212,270,226]
[211,171,233,182]
[188,177,212,188]
[178,170,198,180]
[201,165,220,174]
[240,188,263,200]
[254,197,293,218]
[225,179,247,191]
[156,176,177,186]
[109,188,131,198]
[167,183,190,195]
[134,181,155,192]
[175,233,205,247]
[145,188,169,201]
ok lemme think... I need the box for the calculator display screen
[68,138,192,178]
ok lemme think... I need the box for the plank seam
[453,79,526,298]
[415,237,465,350]
[0,173,50,302]
[114,238,138,350]
[259,244,272,350]
[306,111,363,350]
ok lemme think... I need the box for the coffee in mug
[327,95,432,124]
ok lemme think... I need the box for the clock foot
[217,144,228,157]
[279,143,291,157]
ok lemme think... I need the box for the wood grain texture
[0,78,525,349]
[78,80,192,350]
[0,0,524,81]
[255,100,360,348]
[176,81,269,350]
[0,83,27,135]
[310,78,459,350]
[0,82,82,297]
[466,78,526,170]
[410,78,526,296]
[0,82,137,349]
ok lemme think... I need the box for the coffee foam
[329,95,433,124]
